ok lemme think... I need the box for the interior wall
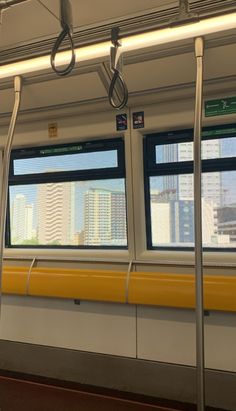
[0,91,235,377]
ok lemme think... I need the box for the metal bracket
[110,27,123,74]
[170,0,198,27]
[0,0,28,23]
[60,0,73,35]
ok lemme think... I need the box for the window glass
[150,171,236,249]
[146,125,236,250]
[9,179,127,247]
[13,150,118,175]
[8,138,127,249]
[155,137,236,164]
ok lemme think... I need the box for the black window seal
[10,137,125,180]
[7,137,127,250]
[144,124,236,252]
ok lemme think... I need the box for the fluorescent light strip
[0,12,236,80]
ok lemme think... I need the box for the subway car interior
[0,0,236,410]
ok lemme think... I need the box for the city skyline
[9,135,236,248]
[10,183,127,246]
[151,137,236,247]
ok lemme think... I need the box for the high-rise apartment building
[152,139,222,245]
[11,194,27,243]
[161,140,222,204]
[151,190,217,246]
[84,188,126,246]
[25,204,34,240]
[111,191,127,244]
[37,182,75,245]
[11,194,34,244]
[177,140,222,205]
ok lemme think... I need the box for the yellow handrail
[2,266,236,312]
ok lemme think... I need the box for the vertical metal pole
[0,76,22,316]
[194,37,205,411]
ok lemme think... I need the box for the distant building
[162,139,222,205]
[74,230,85,246]
[11,194,34,244]
[153,138,223,246]
[11,194,27,243]
[151,189,217,246]
[25,204,34,240]
[37,182,75,245]
[84,188,126,246]
[151,202,170,245]
[217,205,236,244]
[170,200,194,245]
[111,191,127,244]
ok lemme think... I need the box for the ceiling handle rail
[0,76,22,318]
[50,0,75,76]
[194,37,205,411]
[108,27,128,110]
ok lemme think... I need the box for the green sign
[40,145,83,155]
[202,127,236,138]
[205,97,236,117]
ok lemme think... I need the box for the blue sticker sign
[133,111,144,129]
[116,114,127,131]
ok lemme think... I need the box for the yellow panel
[2,266,28,295]
[128,272,236,312]
[29,268,126,303]
[129,273,195,308]
[2,266,236,312]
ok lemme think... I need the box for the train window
[144,124,236,250]
[7,138,127,249]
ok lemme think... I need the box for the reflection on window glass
[150,171,236,248]
[9,179,127,247]
[13,150,118,175]
[155,137,236,164]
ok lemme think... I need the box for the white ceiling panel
[124,54,195,93]
[124,41,236,94]
[0,0,176,50]
[0,70,107,114]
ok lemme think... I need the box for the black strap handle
[51,25,76,77]
[108,69,128,110]
[109,27,128,110]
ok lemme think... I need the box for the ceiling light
[0,12,235,81]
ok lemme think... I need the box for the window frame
[144,123,236,252]
[7,137,128,250]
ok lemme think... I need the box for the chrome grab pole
[193,37,205,411]
[0,76,22,315]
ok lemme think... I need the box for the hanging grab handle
[51,0,75,76]
[108,27,128,110]
[0,76,22,318]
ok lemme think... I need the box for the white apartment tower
[37,182,75,245]
[84,188,126,246]
[177,140,222,205]
[11,194,27,243]
[162,140,221,203]
[11,194,34,243]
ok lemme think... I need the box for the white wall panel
[137,306,236,372]
[0,296,136,358]
[137,307,196,366]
